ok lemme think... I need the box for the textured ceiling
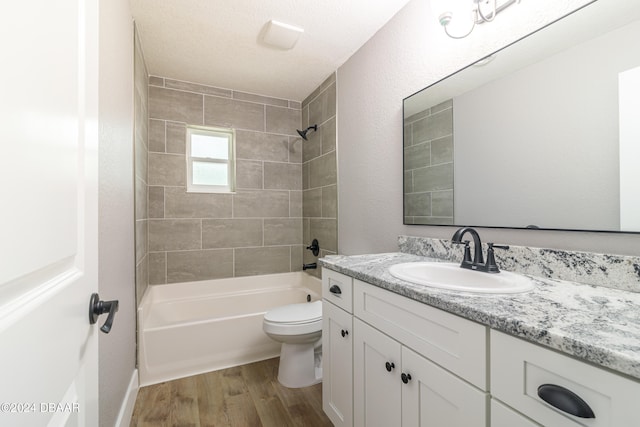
[130,0,413,101]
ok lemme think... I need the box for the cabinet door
[354,319,402,427]
[323,301,353,427]
[402,347,488,427]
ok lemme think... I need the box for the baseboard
[115,369,139,427]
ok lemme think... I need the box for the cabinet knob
[341,329,349,338]
[385,361,395,372]
[401,373,412,384]
[537,384,595,419]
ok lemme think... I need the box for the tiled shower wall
[403,99,453,225]
[134,28,149,305]
[147,77,303,284]
[302,74,338,278]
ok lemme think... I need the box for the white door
[0,0,100,426]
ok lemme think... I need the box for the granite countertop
[320,252,640,381]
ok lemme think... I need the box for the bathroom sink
[388,262,535,294]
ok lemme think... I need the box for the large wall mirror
[403,0,640,232]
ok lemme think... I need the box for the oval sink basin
[388,262,535,294]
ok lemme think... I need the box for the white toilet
[263,300,322,388]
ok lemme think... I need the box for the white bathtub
[138,271,321,386]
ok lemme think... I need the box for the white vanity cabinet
[322,270,354,427]
[491,330,640,427]
[353,280,488,427]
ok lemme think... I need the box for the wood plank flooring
[130,357,333,427]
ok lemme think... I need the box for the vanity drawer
[491,330,640,427]
[322,269,353,313]
[353,280,488,390]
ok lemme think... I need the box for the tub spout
[303,263,317,270]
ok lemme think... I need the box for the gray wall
[337,0,640,257]
[98,0,136,425]
[146,77,304,283]
[302,73,338,277]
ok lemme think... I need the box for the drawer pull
[329,284,342,295]
[341,329,349,338]
[537,384,595,419]
[385,362,395,372]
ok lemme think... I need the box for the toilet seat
[263,301,322,335]
[264,300,322,324]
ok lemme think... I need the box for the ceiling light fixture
[437,0,521,39]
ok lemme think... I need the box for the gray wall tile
[404,141,431,170]
[148,252,167,285]
[309,219,337,252]
[149,119,165,152]
[164,187,232,218]
[431,135,453,164]
[148,186,164,218]
[432,190,454,217]
[148,219,201,251]
[233,190,290,218]
[149,86,203,124]
[202,219,263,248]
[234,91,289,108]
[264,219,302,245]
[234,246,291,276]
[148,153,185,186]
[165,79,232,98]
[309,151,337,188]
[290,190,303,218]
[264,162,302,190]
[303,188,322,218]
[266,105,301,135]
[308,82,336,126]
[204,96,265,132]
[322,185,337,218]
[167,249,234,283]
[413,163,453,192]
[322,117,336,155]
[236,159,263,189]
[166,122,186,154]
[236,130,290,162]
[412,108,452,144]
[149,76,164,86]
[405,192,431,217]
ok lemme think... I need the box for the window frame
[186,125,236,193]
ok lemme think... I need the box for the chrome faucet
[451,227,509,273]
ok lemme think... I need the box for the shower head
[297,124,318,140]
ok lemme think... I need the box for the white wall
[98,0,136,425]
[337,0,640,256]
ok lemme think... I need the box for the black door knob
[341,329,349,337]
[89,293,119,334]
[385,361,395,372]
[401,373,412,384]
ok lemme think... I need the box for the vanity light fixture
[437,0,521,39]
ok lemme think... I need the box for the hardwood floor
[130,357,333,427]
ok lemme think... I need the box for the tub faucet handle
[306,239,320,256]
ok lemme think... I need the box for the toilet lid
[264,300,322,324]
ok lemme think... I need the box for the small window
[186,126,236,193]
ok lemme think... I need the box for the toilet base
[277,341,322,388]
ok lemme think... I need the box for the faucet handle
[452,240,472,264]
[485,243,509,273]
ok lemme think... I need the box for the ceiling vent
[262,20,304,50]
